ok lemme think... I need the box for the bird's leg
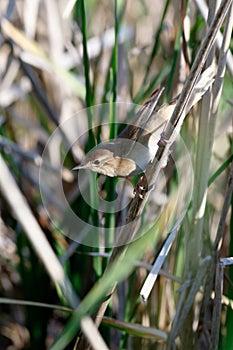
[133,176,147,199]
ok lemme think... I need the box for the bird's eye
[93,160,100,165]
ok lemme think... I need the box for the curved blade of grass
[208,153,233,186]
[140,214,184,302]
[102,316,167,341]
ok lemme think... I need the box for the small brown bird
[73,67,214,177]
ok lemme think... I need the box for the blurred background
[0,0,232,349]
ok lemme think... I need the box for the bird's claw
[133,176,147,199]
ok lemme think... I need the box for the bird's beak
[72,165,82,171]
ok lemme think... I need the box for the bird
[73,66,215,178]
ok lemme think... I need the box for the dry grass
[0,1,232,349]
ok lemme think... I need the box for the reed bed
[0,1,232,349]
